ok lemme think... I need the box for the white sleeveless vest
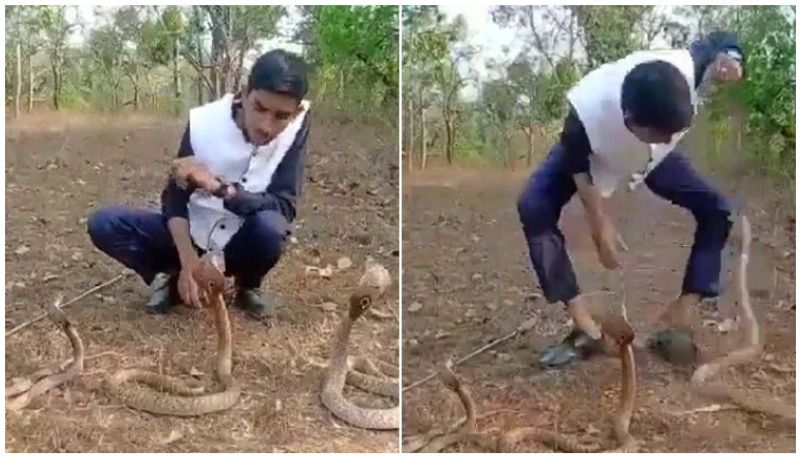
[566,50,697,197]
[186,93,310,251]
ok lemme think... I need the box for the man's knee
[694,206,733,246]
[243,210,289,261]
[87,206,125,250]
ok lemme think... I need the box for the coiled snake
[689,214,795,426]
[7,254,240,416]
[405,316,638,452]
[320,286,400,430]
[102,253,241,416]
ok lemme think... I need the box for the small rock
[465,309,477,318]
[408,339,419,348]
[289,236,299,244]
[471,273,483,281]
[321,302,338,312]
[408,301,423,313]
[102,296,117,305]
[486,303,497,311]
[435,330,451,340]
[14,246,30,255]
[337,256,352,269]
[455,317,464,325]
[497,353,512,363]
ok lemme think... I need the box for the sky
[437,5,680,101]
[438,5,522,101]
[64,5,305,65]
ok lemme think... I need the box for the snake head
[192,255,227,301]
[439,360,461,392]
[348,287,374,320]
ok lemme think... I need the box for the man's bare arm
[166,217,198,267]
[574,172,608,229]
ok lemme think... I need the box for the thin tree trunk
[173,36,182,115]
[526,132,533,167]
[408,99,415,171]
[421,107,428,170]
[28,56,33,112]
[14,42,21,119]
[445,114,453,165]
[51,61,59,110]
[196,74,203,105]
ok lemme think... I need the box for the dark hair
[247,49,309,101]
[621,60,693,134]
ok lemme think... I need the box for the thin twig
[7,272,130,337]
[403,318,537,392]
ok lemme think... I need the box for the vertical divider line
[396,4,404,452]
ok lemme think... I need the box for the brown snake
[406,316,638,453]
[102,254,241,416]
[6,296,85,411]
[690,214,795,425]
[320,286,399,430]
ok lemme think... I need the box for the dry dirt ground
[401,157,795,452]
[5,111,399,452]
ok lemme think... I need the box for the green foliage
[572,6,652,69]
[304,5,398,111]
[695,6,796,181]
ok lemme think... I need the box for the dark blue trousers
[517,144,732,303]
[87,207,288,288]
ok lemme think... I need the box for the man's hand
[177,254,203,308]
[709,52,743,83]
[574,172,626,270]
[592,217,622,269]
[171,157,234,197]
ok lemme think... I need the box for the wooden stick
[7,272,130,337]
[403,318,537,392]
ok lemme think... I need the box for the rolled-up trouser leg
[517,143,581,303]
[645,149,733,298]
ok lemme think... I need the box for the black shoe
[647,326,698,365]
[537,327,604,368]
[145,272,176,314]
[235,288,279,319]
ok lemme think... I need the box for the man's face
[625,122,675,145]
[242,89,302,146]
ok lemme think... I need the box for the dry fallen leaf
[15,246,30,255]
[160,430,183,445]
[408,301,423,313]
[359,257,391,294]
[321,302,338,312]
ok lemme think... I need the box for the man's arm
[561,107,621,269]
[160,122,199,267]
[560,107,608,229]
[222,114,310,222]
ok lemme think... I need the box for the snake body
[498,314,638,452]
[406,318,637,453]
[690,215,795,425]
[6,297,85,411]
[320,287,399,430]
[103,255,241,416]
